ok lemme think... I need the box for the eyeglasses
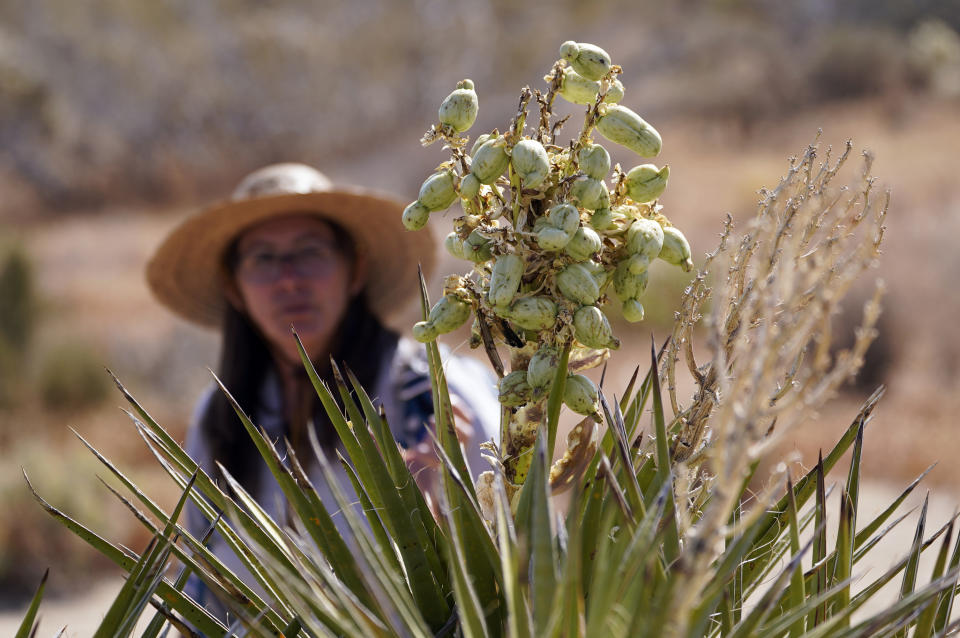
[234,242,342,283]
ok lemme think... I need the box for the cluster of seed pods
[403,41,693,487]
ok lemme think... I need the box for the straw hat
[146,163,436,328]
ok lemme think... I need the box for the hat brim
[146,187,436,328]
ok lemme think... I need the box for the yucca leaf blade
[855,465,935,550]
[545,341,571,459]
[14,568,47,638]
[599,389,645,521]
[892,493,930,638]
[417,267,475,501]
[324,361,448,597]
[933,512,960,634]
[526,431,559,636]
[832,488,854,629]
[742,386,885,587]
[785,475,806,638]
[345,367,445,552]
[648,338,679,565]
[810,453,828,628]
[96,474,198,638]
[494,472,533,638]
[439,488,490,638]
[915,521,954,638]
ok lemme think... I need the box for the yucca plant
[22,40,960,637]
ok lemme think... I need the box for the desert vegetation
[3,2,960,631]
[11,34,960,638]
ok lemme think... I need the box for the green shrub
[0,241,37,354]
[38,341,109,410]
[0,243,36,408]
[0,337,23,408]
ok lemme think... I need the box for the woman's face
[230,215,362,366]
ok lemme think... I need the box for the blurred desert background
[2,0,960,626]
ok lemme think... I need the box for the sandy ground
[0,577,154,637]
[1,479,956,636]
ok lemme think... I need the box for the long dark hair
[199,229,400,492]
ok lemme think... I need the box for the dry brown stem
[658,135,889,635]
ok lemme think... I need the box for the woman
[146,163,498,619]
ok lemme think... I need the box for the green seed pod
[412,320,440,342]
[504,296,558,331]
[444,232,468,261]
[459,173,481,200]
[548,203,582,236]
[564,225,602,261]
[604,79,625,104]
[536,226,573,251]
[418,170,458,211]
[527,345,559,393]
[428,293,472,334]
[659,226,694,272]
[569,176,608,211]
[558,67,623,105]
[498,370,532,407]
[573,305,620,350]
[557,263,601,305]
[488,253,524,307]
[471,133,493,156]
[532,215,551,233]
[563,374,600,415]
[622,298,645,323]
[626,217,665,261]
[624,253,652,275]
[590,207,616,231]
[578,144,611,181]
[471,136,510,184]
[559,40,580,62]
[401,201,431,231]
[596,104,662,157]
[613,260,649,301]
[558,67,601,105]
[438,79,478,133]
[561,41,612,81]
[595,180,611,209]
[625,164,670,203]
[511,139,550,188]
[583,259,612,291]
[464,229,494,263]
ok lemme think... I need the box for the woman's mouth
[278,304,317,317]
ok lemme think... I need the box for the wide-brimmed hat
[146,163,436,328]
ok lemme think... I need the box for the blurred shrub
[0,0,956,216]
[0,242,37,353]
[0,442,115,601]
[908,18,960,98]
[0,242,37,408]
[805,26,909,101]
[0,338,22,408]
[38,341,110,411]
